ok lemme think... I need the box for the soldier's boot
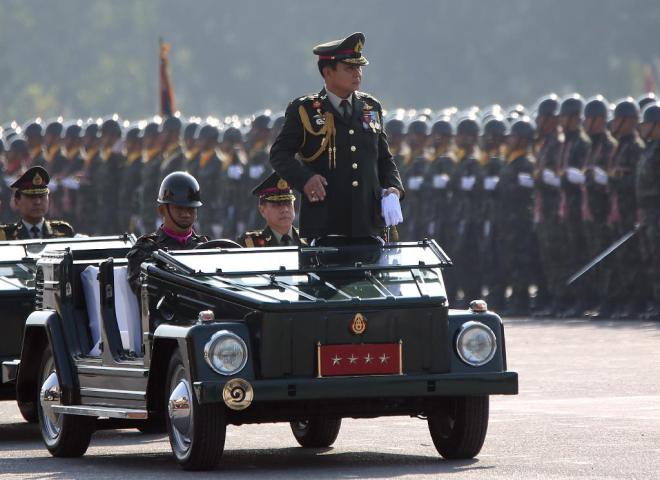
[591,299,617,320]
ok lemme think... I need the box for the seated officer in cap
[0,166,74,240]
[127,171,208,294]
[238,172,305,247]
[270,32,404,240]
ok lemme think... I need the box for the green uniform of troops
[96,119,125,234]
[607,99,646,318]
[496,119,536,315]
[77,123,102,235]
[0,166,74,240]
[118,126,143,233]
[637,102,660,320]
[480,116,507,311]
[221,127,249,240]
[449,117,483,307]
[401,119,430,241]
[139,122,162,234]
[557,95,591,316]
[582,97,617,315]
[245,114,273,230]
[195,125,224,237]
[270,33,404,240]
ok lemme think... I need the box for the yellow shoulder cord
[297,105,337,169]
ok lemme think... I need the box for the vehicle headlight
[204,330,248,375]
[455,321,497,366]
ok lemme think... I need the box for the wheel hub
[40,371,62,437]
[168,379,192,448]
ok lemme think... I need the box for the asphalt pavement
[1,318,659,479]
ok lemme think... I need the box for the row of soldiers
[1,92,659,319]
[388,92,659,320]
[0,113,283,239]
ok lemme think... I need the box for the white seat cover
[81,266,102,355]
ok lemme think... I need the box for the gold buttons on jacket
[350,145,357,152]
[352,180,359,187]
[352,163,358,170]
[349,129,355,135]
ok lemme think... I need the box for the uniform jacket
[126,228,208,294]
[0,219,75,240]
[270,88,404,239]
[610,134,645,222]
[637,139,660,211]
[237,225,305,248]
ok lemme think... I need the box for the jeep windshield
[157,241,450,304]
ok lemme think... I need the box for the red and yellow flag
[159,38,176,117]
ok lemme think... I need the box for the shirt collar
[270,226,294,245]
[22,219,45,231]
[324,85,353,113]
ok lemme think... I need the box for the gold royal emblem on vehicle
[350,313,367,335]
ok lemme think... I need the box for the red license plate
[317,342,402,377]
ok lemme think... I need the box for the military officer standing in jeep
[0,166,74,240]
[238,172,304,247]
[270,32,404,240]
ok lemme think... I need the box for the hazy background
[1,0,659,121]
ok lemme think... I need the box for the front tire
[37,347,95,457]
[166,349,226,470]
[427,396,489,459]
[18,399,38,423]
[290,417,342,448]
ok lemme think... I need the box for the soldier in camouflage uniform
[195,124,224,237]
[637,102,660,320]
[245,114,273,230]
[496,118,536,315]
[119,126,143,233]
[607,98,646,318]
[221,126,248,240]
[139,121,163,233]
[480,115,507,311]
[582,96,617,317]
[532,95,569,317]
[449,116,483,307]
[557,95,591,317]
[402,119,430,240]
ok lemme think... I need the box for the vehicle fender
[16,310,79,407]
[447,310,507,373]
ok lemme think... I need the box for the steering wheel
[194,239,243,249]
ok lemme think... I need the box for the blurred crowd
[0,91,659,320]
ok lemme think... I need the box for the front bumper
[1,358,20,384]
[194,371,518,405]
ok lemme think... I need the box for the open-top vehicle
[0,234,136,422]
[19,237,517,470]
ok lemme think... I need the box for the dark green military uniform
[195,125,223,236]
[270,33,404,239]
[127,228,208,293]
[118,127,143,233]
[0,166,75,240]
[238,226,305,248]
[127,171,207,294]
[221,127,248,240]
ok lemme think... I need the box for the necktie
[340,99,351,122]
[281,234,291,246]
[30,226,40,239]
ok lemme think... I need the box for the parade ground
[1,318,658,479]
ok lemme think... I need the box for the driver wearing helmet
[127,171,208,294]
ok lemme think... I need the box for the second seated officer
[270,32,404,240]
[238,172,305,247]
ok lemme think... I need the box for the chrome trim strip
[51,405,148,419]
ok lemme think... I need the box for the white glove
[460,175,476,191]
[249,165,265,179]
[593,166,608,186]
[381,192,403,227]
[566,167,586,185]
[542,169,561,188]
[432,174,449,189]
[406,175,424,191]
[60,177,80,190]
[227,164,244,180]
[484,176,499,191]
[518,173,534,188]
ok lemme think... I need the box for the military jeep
[21,237,517,470]
[0,235,135,422]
